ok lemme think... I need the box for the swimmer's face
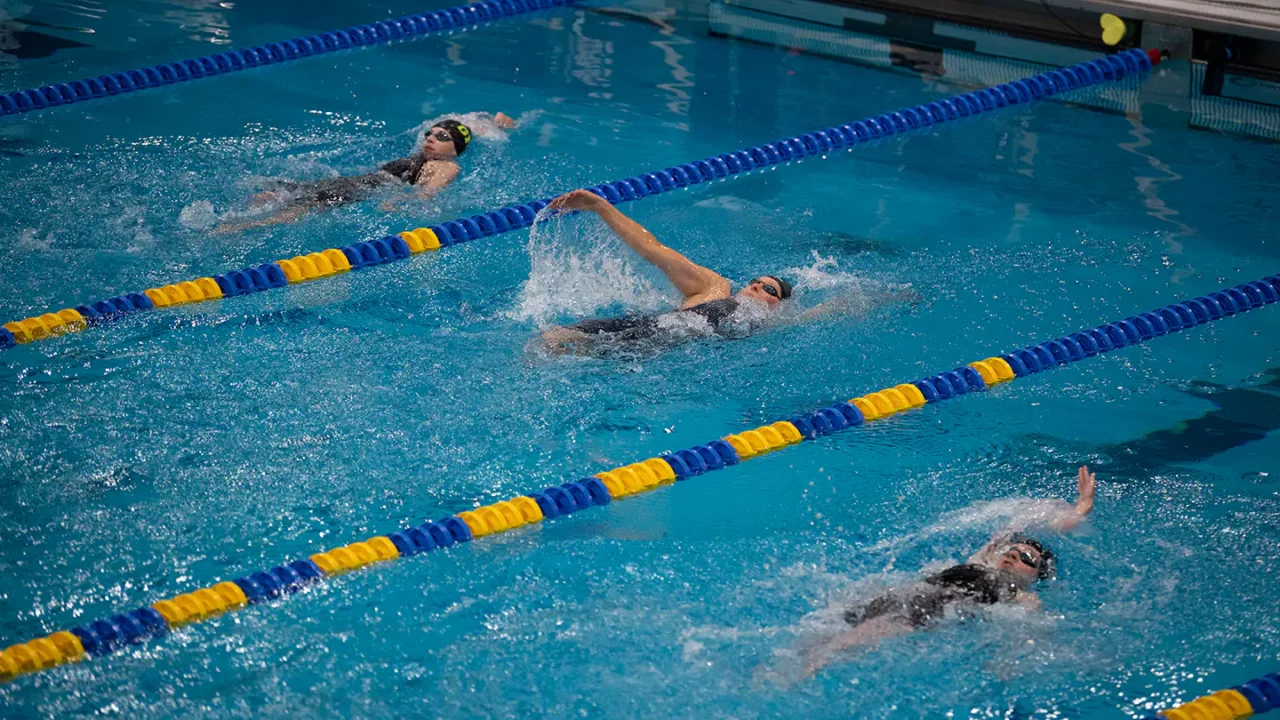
[998,543,1044,582]
[422,126,458,159]
[739,277,784,308]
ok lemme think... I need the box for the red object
[1147,48,1163,66]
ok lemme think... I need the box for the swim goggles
[428,128,453,143]
[750,279,780,298]
[1008,546,1043,570]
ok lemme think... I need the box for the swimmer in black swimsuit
[800,465,1097,677]
[538,189,796,355]
[215,112,514,233]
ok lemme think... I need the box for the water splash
[509,211,675,327]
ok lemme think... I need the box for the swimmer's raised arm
[549,189,730,307]
[969,464,1097,563]
[1049,465,1095,532]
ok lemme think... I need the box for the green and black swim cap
[432,119,472,156]
[764,275,793,300]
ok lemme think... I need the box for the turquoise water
[2,0,1279,717]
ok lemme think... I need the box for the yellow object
[292,255,319,279]
[399,227,441,252]
[196,277,223,298]
[366,536,400,560]
[178,281,205,301]
[627,463,659,489]
[510,496,544,522]
[193,588,228,615]
[895,383,927,407]
[740,430,769,454]
[968,360,998,386]
[771,421,802,443]
[328,547,359,570]
[880,388,910,412]
[458,510,491,537]
[176,593,208,621]
[984,357,1015,382]
[145,288,172,308]
[309,552,338,574]
[213,581,248,608]
[492,501,524,529]
[867,392,896,416]
[277,259,303,283]
[47,632,84,662]
[596,471,626,498]
[723,435,755,460]
[162,284,189,305]
[476,506,509,533]
[20,317,49,340]
[752,422,783,445]
[1100,13,1126,45]
[25,639,58,668]
[4,321,32,343]
[615,467,643,494]
[310,253,335,276]
[850,397,879,421]
[644,457,676,482]
[3,645,38,673]
[38,313,67,335]
[1213,689,1254,717]
[348,542,378,565]
[152,599,184,626]
[1158,689,1255,720]
[322,248,352,272]
[56,308,86,332]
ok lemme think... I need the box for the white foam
[178,200,218,230]
[509,210,675,326]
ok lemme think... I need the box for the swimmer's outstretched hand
[1049,465,1096,531]
[1075,465,1096,517]
[549,189,609,214]
[494,111,516,129]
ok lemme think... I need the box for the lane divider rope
[0,48,1162,352]
[2,271,1274,685]
[1141,673,1280,719]
[0,0,570,118]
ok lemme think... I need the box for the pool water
[1,0,1279,717]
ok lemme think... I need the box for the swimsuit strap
[378,153,428,184]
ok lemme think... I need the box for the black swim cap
[1010,532,1056,581]
[432,119,472,156]
[764,275,793,300]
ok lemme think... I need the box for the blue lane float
[0,0,572,118]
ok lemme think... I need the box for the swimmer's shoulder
[414,159,461,185]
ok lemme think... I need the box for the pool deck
[1031,0,1280,40]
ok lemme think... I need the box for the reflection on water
[1099,369,1280,475]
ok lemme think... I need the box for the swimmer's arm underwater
[549,190,730,308]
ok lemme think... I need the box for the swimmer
[215,112,515,233]
[538,188,808,355]
[800,465,1098,677]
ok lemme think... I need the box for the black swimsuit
[569,298,743,341]
[845,565,1021,629]
[267,154,429,207]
